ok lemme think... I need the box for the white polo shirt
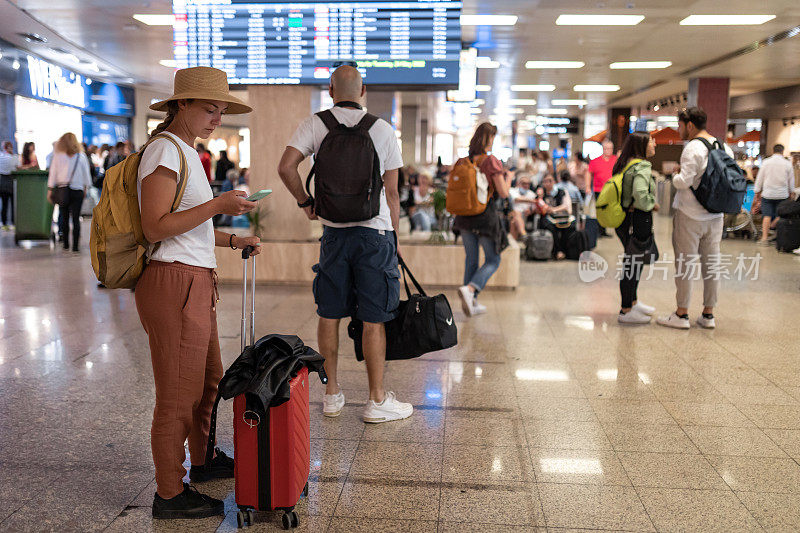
[288,106,403,231]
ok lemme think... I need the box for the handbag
[53,155,79,205]
[624,226,659,265]
[348,255,458,361]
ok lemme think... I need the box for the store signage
[26,55,85,109]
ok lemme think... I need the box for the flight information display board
[173,0,462,86]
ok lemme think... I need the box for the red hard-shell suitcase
[233,248,311,529]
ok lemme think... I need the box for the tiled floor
[1,216,800,532]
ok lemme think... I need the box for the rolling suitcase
[226,247,312,529]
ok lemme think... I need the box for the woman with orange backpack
[450,122,511,316]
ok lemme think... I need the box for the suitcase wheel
[281,511,299,530]
[236,509,257,528]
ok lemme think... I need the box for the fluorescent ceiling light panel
[610,61,672,69]
[460,15,518,26]
[573,84,620,92]
[680,15,775,25]
[552,99,587,105]
[494,108,524,114]
[556,14,644,26]
[159,59,177,67]
[509,99,537,105]
[133,14,175,26]
[475,85,491,91]
[472,99,485,106]
[537,108,568,114]
[511,84,556,92]
[526,61,585,69]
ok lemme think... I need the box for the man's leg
[362,321,386,403]
[318,317,341,396]
[672,211,700,316]
[760,215,771,243]
[699,217,724,314]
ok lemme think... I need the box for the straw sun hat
[149,66,252,115]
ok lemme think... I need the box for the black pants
[540,217,575,257]
[616,209,653,309]
[0,175,12,226]
[58,189,84,250]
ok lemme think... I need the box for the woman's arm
[491,171,510,199]
[214,230,261,255]
[632,166,656,211]
[140,165,256,243]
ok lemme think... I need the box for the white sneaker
[657,313,690,330]
[618,309,652,324]
[793,247,800,256]
[458,286,475,317]
[323,391,345,417]
[362,391,413,424]
[696,315,716,329]
[633,302,655,316]
[472,302,487,315]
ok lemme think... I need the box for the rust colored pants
[135,260,222,499]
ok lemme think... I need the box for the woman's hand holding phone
[215,190,257,216]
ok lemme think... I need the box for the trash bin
[12,169,53,246]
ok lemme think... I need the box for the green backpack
[595,159,641,229]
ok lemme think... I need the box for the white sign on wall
[27,55,85,109]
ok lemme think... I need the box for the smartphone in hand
[246,189,272,202]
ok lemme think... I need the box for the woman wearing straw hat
[135,66,261,519]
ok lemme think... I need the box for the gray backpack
[525,229,554,261]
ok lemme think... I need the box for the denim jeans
[461,231,502,292]
[411,210,436,231]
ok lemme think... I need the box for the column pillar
[365,91,399,127]
[400,104,420,164]
[608,107,631,153]
[688,77,730,140]
[247,85,314,240]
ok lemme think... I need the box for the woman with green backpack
[612,132,659,324]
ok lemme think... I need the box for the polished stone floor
[1,217,800,532]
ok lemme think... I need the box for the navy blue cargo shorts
[312,226,400,324]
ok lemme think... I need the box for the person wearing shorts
[755,144,796,246]
[278,65,412,424]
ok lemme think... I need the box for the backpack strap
[142,134,189,255]
[316,110,340,132]
[693,137,717,152]
[355,113,379,134]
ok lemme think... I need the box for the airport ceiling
[2,0,800,118]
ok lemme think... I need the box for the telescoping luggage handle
[241,245,257,352]
[205,245,258,468]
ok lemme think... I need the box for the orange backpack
[445,154,491,216]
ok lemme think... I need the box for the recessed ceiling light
[475,85,491,91]
[525,61,585,69]
[537,108,568,114]
[552,99,588,105]
[511,85,556,92]
[460,15,518,26]
[159,59,177,68]
[509,99,537,105]
[133,14,175,26]
[12,60,20,70]
[680,15,775,25]
[475,57,500,69]
[610,61,672,69]
[556,14,644,26]
[573,84,620,92]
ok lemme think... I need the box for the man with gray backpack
[658,107,744,330]
[278,65,412,424]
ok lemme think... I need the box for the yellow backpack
[445,154,491,216]
[595,158,641,229]
[90,134,188,289]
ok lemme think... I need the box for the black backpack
[305,110,383,223]
[691,138,747,214]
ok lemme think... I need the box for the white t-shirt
[288,107,404,231]
[756,154,794,200]
[509,187,536,213]
[672,138,733,221]
[47,153,92,191]
[137,132,216,268]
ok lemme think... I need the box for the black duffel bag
[348,255,457,361]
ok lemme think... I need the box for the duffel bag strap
[398,254,427,297]
[203,392,223,468]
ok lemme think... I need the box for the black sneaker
[189,448,235,482]
[152,483,224,519]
